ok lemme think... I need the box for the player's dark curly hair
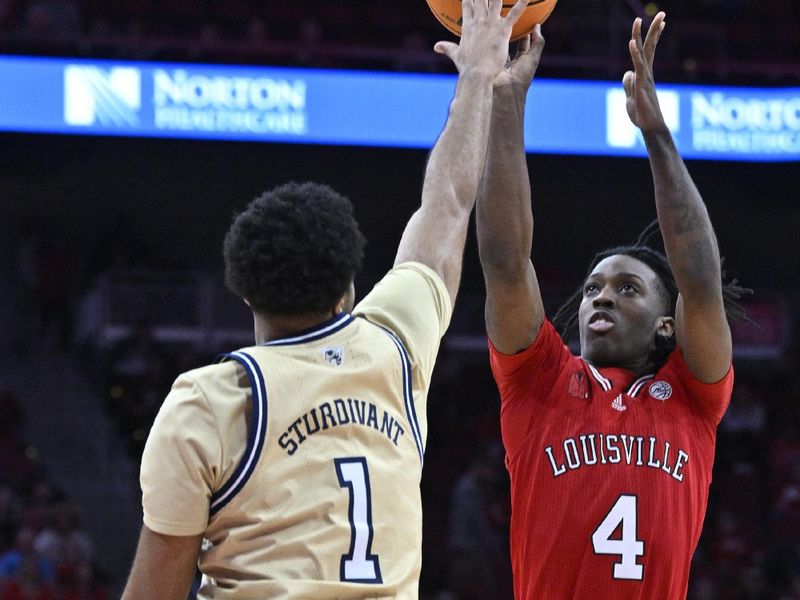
[552,220,751,370]
[223,181,366,316]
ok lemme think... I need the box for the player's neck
[253,310,340,344]
[583,355,654,379]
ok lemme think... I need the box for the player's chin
[582,337,619,366]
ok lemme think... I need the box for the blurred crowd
[0,0,798,83]
[0,390,108,600]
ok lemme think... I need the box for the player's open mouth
[588,312,615,333]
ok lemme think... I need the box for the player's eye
[620,284,637,294]
[584,283,598,295]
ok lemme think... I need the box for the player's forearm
[421,71,495,219]
[644,128,722,296]
[477,86,533,279]
[394,71,494,297]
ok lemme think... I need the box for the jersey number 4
[591,494,644,580]
[334,457,383,583]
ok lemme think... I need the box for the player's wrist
[458,66,500,86]
[641,125,674,149]
[493,80,529,103]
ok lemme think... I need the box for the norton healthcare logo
[64,66,141,127]
[605,88,680,149]
[152,69,307,135]
[691,92,800,155]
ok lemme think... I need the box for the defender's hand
[433,0,529,80]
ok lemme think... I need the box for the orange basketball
[425,0,557,41]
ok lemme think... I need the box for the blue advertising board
[0,55,798,162]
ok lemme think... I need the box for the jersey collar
[261,312,354,346]
[585,362,654,397]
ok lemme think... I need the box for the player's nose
[592,287,615,309]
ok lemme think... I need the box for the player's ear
[656,316,674,338]
[335,281,356,314]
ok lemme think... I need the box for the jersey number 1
[591,494,644,580]
[334,457,383,583]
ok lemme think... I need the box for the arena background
[0,0,798,598]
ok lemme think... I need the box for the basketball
[425,0,557,41]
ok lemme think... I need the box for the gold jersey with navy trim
[140,262,452,599]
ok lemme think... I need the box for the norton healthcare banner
[0,55,798,162]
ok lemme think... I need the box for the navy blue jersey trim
[375,326,424,465]
[209,351,268,515]
[262,313,354,347]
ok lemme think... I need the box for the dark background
[2,133,798,290]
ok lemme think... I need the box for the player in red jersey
[476,12,749,600]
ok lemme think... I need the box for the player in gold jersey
[121,1,531,598]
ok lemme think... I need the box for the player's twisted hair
[552,220,751,370]
[223,181,366,316]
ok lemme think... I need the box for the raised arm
[394,0,529,304]
[475,29,546,354]
[625,12,731,382]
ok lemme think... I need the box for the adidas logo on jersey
[611,394,627,412]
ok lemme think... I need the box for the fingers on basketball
[505,0,529,26]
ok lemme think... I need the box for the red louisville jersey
[490,320,733,600]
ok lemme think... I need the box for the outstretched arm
[625,12,731,382]
[476,28,546,354]
[394,0,529,305]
